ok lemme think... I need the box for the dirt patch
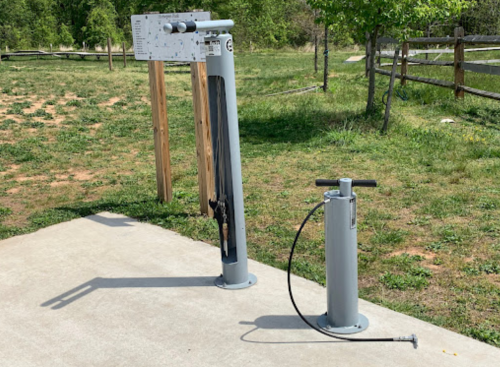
[99,97,121,107]
[24,100,45,114]
[68,169,94,181]
[390,247,437,260]
[45,105,57,115]
[60,92,84,103]
[15,175,49,183]
[0,197,26,226]
[6,187,20,194]
[8,115,24,123]
[48,115,66,125]
[50,181,71,188]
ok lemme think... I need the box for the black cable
[383,88,409,106]
[287,201,418,347]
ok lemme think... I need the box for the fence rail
[373,27,500,102]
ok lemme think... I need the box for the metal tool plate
[131,12,211,62]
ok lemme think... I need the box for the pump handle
[315,179,377,188]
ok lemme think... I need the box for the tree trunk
[314,34,318,73]
[366,27,379,113]
[323,25,329,93]
[365,32,370,77]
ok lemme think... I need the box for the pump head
[316,179,377,188]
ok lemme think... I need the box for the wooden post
[382,47,400,134]
[401,42,409,85]
[365,32,371,77]
[107,38,113,71]
[122,42,127,67]
[454,26,465,99]
[323,24,329,92]
[190,62,215,217]
[148,60,173,203]
[425,24,430,60]
[50,44,53,53]
[314,34,318,73]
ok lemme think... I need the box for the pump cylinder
[318,178,368,333]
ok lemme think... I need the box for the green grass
[0,48,500,347]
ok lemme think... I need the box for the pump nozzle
[394,334,419,349]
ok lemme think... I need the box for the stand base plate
[215,273,257,290]
[317,313,369,334]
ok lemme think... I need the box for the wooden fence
[373,27,500,101]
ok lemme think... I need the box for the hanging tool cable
[287,195,418,348]
[218,75,229,258]
[209,75,230,258]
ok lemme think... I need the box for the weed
[0,206,12,218]
[66,100,83,107]
[21,121,45,129]
[426,242,448,252]
[433,258,444,265]
[380,272,429,290]
[463,325,500,346]
[407,216,431,226]
[26,109,53,120]
[371,229,408,245]
[0,119,17,130]
[6,101,32,115]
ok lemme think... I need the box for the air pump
[288,178,418,348]
[165,19,256,290]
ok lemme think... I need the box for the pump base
[317,313,369,334]
[215,273,257,290]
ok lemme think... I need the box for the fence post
[323,24,329,92]
[190,62,215,217]
[122,42,127,68]
[454,27,465,99]
[382,47,401,134]
[107,38,113,71]
[148,60,173,203]
[401,42,409,86]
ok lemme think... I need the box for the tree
[462,0,500,35]
[308,0,470,113]
[84,0,123,48]
[26,0,59,47]
[59,24,74,46]
[0,0,31,49]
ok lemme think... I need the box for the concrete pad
[0,212,498,366]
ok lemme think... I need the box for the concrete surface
[0,212,498,367]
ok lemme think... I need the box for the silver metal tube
[317,178,368,333]
[179,20,234,33]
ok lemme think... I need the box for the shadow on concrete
[41,276,217,310]
[84,214,137,227]
[239,315,339,345]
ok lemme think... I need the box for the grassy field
[1,48,499,347]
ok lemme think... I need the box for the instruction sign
[131,12,211,62]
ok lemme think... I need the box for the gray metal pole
[205,32,256,289]
[317,178,368,333]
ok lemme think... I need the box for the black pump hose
[287,201,418,347]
